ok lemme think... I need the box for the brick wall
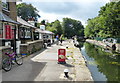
[20,40,43,56]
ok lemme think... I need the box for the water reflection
[80,42,120,82]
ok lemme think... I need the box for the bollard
[64,69,69,78]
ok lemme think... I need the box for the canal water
[79,42,120,82]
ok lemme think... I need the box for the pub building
[17,16,35,44]
[0,1,20,53]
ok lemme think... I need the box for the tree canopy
[46,20,63,35]
[46,18,84,38]
[17,3,40,21]
[84,1,120,38]
[62,18,84,38]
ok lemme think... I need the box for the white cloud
[19,0,110,26]
[38,11,87,27]
[22,0,110,3]
[38,11,71,23]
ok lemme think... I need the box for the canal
[79,42,120,82]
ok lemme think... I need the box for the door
[16,41,21,54]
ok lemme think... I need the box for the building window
[25,28,31,38]
[19,27,24,38]
[2,0,9,10]
[11,25,15,39]
[19,28,31,39]
[0,22,3,38]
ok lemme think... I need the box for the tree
[98,1,120,38]
[62,18,84,38]
[41,20,46,25]
[46,22,57,34]
[17,3,40,21]
[85,1,120,38]
[52,20,63,35]
[46,18,84,38]
[84,18,95,38]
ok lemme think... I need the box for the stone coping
[27,40,43,44]
[0,46,11,50]
[20,40,43,46]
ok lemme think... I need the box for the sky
[17,0,110,26]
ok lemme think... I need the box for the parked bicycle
[2,52,23,71]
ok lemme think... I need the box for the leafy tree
[17,3,40,21]
[85,1,120,38]
[46,18,84,38]
[41,20,46,25]
[46,22,57,34]
[62,18,84,38]
[99,1,120,38]
[52,20,63,35]
[84,18,95,38]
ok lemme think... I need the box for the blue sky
[17,0,110,26]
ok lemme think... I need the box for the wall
[20,40,43,55]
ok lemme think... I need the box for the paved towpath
[2,40,93,81]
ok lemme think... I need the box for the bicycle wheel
[2,58,12,71]
[15,54,23,65]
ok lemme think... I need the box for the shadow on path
[60,63,74,67]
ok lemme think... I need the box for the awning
[0,12,19,24]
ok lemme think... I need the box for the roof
[35,28,44,33]
[0,12,19,24]
[17,16,36,28]
[35,28,54,34]
[43,30,54,34]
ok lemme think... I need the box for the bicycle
[2,52,23,71]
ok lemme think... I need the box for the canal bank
[86,39,120,52]
[67,40,93,81]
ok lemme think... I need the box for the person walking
[56,34,59,45]
[59,34,63,45]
